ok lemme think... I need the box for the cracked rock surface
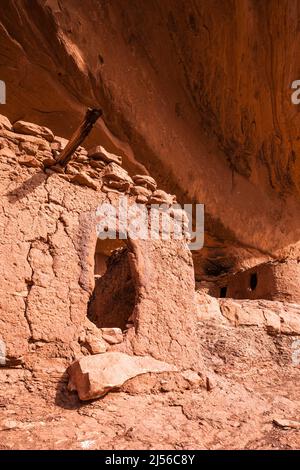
[0,114,199,369]
[0,114,300,449]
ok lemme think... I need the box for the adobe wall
[125,238,202,368]
[0,119,104,360]
[0,114,200,369]
[225,260,300,303]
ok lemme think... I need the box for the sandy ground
[0,322,299,450]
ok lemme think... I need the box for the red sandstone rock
[13,120,54,142]
[196,291,227,324]
[197,294,300,336]
[18,155,42,168]
[103,162,133,183]
[273,418,300,430]
[89,159,106,169]
[181,369,202,386]
[130,185,152,198]
[78,320,107,355]
[148,190,176,206]
[102,163,133,192]
[53,136,68,150]
[88,145,122,165]
[0,147,16,160]
[71,172,98,190]
[67,352,177,400]
[0,128,50,148]
[104,180,130,192]
[19,141,38,156]
[0,114,12,131]
[42,156,57,167]
[132,175,157,191]
[100,328,123,345]
[84,335,106,354]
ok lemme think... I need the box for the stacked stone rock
[0,113,203,400]
[0,114,193,254]
[0,114,178,208]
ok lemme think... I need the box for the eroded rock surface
[196,291,300,336]
[0,113,200,374]
[67,352,177,400]
[2,0,300,272]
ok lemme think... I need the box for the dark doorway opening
[220,286,227,298]
[250,272,258,291]
[88,237,136,330]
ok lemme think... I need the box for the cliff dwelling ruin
[0,113,201,367]
[1,0,300,452]
[0,111,300,450]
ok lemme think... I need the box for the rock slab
[67,352,177,400]
[13,120,54,142]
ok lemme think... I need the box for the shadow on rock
[7,171,47,203]
[54,371,85,410]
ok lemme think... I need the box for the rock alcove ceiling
[1,0,300,277]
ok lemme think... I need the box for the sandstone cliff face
[1,0,300,269]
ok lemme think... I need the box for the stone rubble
[273,418,300,430]
[0,146,16,160]
[0,114,179,209]
[88,145,122,165]
[130,185,152,204]
[180,369,202,386]
[18,155,42,168]
[78,320,107,355]
[13,120,54,142]
[89,159,106,170]
[0,114,12,131]
[102,162,133,192]
[0,112,196,407]
[70,172,99,190]
[133,174,157,191]
[148,189,176,206]
[100,327,123,345]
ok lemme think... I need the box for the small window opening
[88,237,136,330]
[250,272,258,291]
[94,238,125,277]
[220,286,227,298]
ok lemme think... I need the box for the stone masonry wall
[225,260,300,303]
[0,113,199,370]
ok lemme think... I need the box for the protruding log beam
[55,107,102,167]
